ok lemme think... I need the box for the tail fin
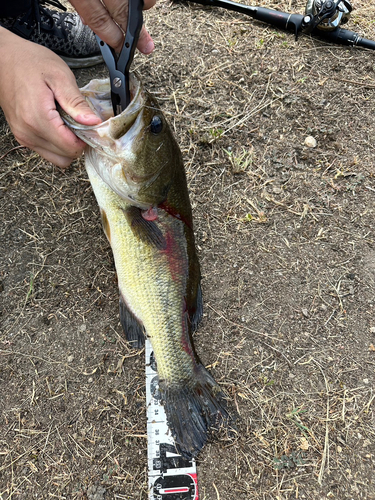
[160,364,231,459]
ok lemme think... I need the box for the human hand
[0,28,102,168]
[68,0,156,54]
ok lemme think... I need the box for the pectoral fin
[123,206,166,250]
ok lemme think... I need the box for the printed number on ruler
[146,340,199,500]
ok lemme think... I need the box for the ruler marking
[146,338,199,500]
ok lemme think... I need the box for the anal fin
[119,295,145,349]
[189,282,203,332]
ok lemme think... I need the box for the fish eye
[150,115,163,135]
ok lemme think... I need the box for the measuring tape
[145,339,199,500]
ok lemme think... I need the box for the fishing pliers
[96,0,144,116]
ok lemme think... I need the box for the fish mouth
[61,75,144,146]
[61,75,151,208]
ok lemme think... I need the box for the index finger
[101,0,156,33]
[69,0,156,52]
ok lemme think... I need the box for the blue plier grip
[96,0,144,115]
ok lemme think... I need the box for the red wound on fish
[159,201,192,230]
[181,329,195,359]
[162,230,185,283]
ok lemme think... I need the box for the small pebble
[67,355,74,363]
[304,135,317,148]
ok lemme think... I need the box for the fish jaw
[61,76,159,209]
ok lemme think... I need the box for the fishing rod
[179,0,375,50]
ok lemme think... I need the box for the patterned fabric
[0,1,103,68]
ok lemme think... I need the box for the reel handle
[312,26,375,50]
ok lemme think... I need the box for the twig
[213,482,220,500]
[314,360,330,485]
[207,303,284,342]
[262,341,292,367]
[0,145,26,161]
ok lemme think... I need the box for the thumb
[53,80,102,126]
[137,26,155,54]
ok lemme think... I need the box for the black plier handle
[96,0,144,115]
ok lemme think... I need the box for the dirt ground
[1,0,375,498]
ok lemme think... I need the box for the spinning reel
[304,0,352,32]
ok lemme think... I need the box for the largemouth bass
[61,75,229,458]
